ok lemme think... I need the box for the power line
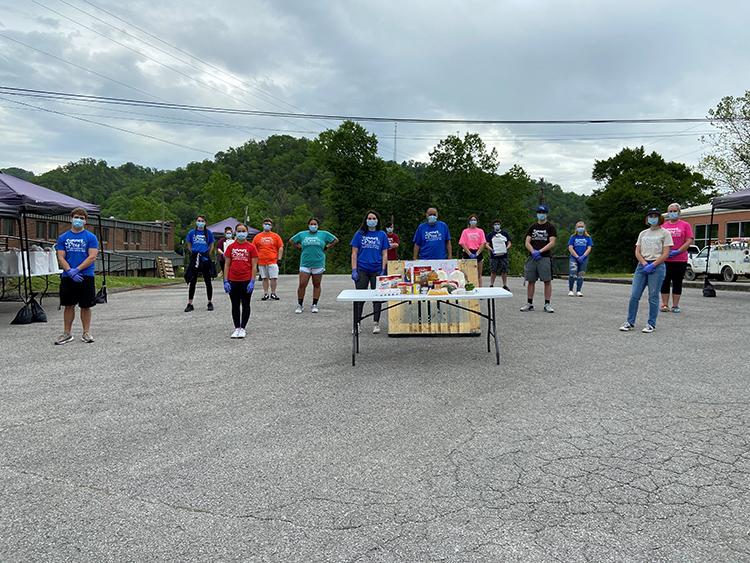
[0,86,731,125]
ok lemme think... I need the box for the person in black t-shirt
[520,204,557,313]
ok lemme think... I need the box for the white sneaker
[230,328,241,338]
[519,304,534,312]
[294,305,303,314]
[311,304,319,313]
[238,328,247,338]
[372,323,381,334]
[544,303,554,313]
[576,291,583,297]
[568,290,575,296]
[642,325,655,333]
[619,322,634,332]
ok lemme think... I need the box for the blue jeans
[627,263,666,327]
[568,257,588,291]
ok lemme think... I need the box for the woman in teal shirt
[289,218,339,314]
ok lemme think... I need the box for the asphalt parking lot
[1,275,748,561]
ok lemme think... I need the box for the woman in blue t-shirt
[567,221,593,297]
[350,210,389,334]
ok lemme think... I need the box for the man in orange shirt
[252,218,284,301]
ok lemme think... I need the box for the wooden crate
[156,257,175,279]
[386,259,481,336]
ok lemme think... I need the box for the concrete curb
[576,276,750,293]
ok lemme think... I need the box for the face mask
[263,223,272,231]
[225,232,233,239]
[493,224,501,232]
[366,219,378,228]
[386,227,393,233]
[469,220,477,227]
[647,216,659,226]
[196,221,206,228]
[427,215,438,224]
[668,211,679,220]
[537,213,547,222]
[71,218,86,229]
[309,225,318,233]
[236,231,248,240]
[576,227,585,234]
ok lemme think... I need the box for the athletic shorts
[300,266,325,275]
[490,254,509,274]
[524,256,553,283]
[258,264,279,279]
[59,275,96,308]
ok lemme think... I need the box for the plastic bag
[95,285,108,304]
[10,303,33,325]
[30,297,47,323]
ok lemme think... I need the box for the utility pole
[393,122,398,163]
[160,192,166,254]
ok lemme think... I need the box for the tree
[199,170,248,224]
[1,167,35,181]
[700,91,750,192]
[588,147,714,270]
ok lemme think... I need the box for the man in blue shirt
[54,207,100,345]
[412,207,452,260]
[184,215,215,312]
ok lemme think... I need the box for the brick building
[679,203,750,248]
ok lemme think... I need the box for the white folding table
[336,287,513,366]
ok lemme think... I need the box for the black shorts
[490,254,509,274]
[60,275,96,308]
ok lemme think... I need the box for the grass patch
[18,275,180,294]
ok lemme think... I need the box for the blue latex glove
[469,252,477,259]
[577,255,586,263]
[643,262,656,274]
[381,268,387,276]
[65,267,79,278]
[531,250,542,261]
[71,273,84,283]
[224,281,231,293]
[351,269,359,282]
[246,280,255,293]
[668,250,680,258]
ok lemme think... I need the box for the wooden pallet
[386,259,481,336]
[156,257,175,279]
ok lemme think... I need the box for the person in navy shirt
[184,214,216,312]
[54,207,99,345]
[412,207,452,260]
[351,210,390,334]
[567,221,593,297]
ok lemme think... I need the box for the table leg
[491,298,500,365]
[352,303,357,366]
[486,298,491,353]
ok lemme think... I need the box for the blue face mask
[668,211,679,220]
[493,224,501,232]
[236,231,248,240]
[71,218,86,229]
[537,213,547,222]
[366,219,378,228]
[576,227,585,234]
[263,223,272,231]
[386,227,393,233]
[427,215,438,224]
[225,232,233,239]
[196,221,206,228]
[309,225,318,233]
[469,219,477,227]
[647,216,659,226]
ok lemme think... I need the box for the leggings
[229,280,252,328]
[188,267,213,301]
[661,262,687,295]
[354,270,381,323]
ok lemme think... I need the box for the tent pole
[97,215,107,285]
[19,211,31,302]
[703,206,715,279]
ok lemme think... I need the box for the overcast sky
[1,0,749,193]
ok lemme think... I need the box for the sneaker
[295,305,303,314]
[568,290,575,297]
[81,332,95,343]
[372,323,381,334]
[619,322,634,332]
[54,332,74,345]
[544,303,555,313]
[502,286,510,292]
[671,306,682,314]
[270,294,280,301]
[642,324,655,333]
[230,328,241,339]
[261,294,270,301]
[207,302,214,311]
[576,291,583,297]
[184,303,194,312]
[238,328,247,338]
[660,305,670,313]
[520,304,534,312]
[311,304,319,313]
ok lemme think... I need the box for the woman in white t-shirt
[620,208,673,333]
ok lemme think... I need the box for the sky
[1,0,749,193]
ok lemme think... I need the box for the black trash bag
[95,285,108,304]
[30,297,47,323]
[10,302,33,325]
[703,279,716,298]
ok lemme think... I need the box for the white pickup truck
[686,241,750,282]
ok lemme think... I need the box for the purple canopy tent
[0,173,105,323]
[207,216,260,237]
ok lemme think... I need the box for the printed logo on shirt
[531,229,550,242]
[572,237,589,246]
[230,247,250,261]
[303,236,322,246]
[360,235,382,249]
[193,233,207,245]
[257,235,275,247]
[64,237,88,253]
[424,230,443,242]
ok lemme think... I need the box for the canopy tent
[0,173,105,322]
[702,187,750,297]
[207,216,259,236]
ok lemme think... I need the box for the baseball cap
[646,207,661,216]
[536,204,549,213]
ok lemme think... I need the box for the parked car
[686,241,750,282]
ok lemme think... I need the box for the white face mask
[225,232,233,239]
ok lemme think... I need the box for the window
[694,224,718,248]
[726,222,740,239]
[103,227,110,243]
[124,230,130,244]
[2,218,16,236]
[48,222,59,239]
[36,220,46,239]
[741,221,750,238]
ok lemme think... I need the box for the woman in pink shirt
[459,214,487,287]
[660,203,695,313]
